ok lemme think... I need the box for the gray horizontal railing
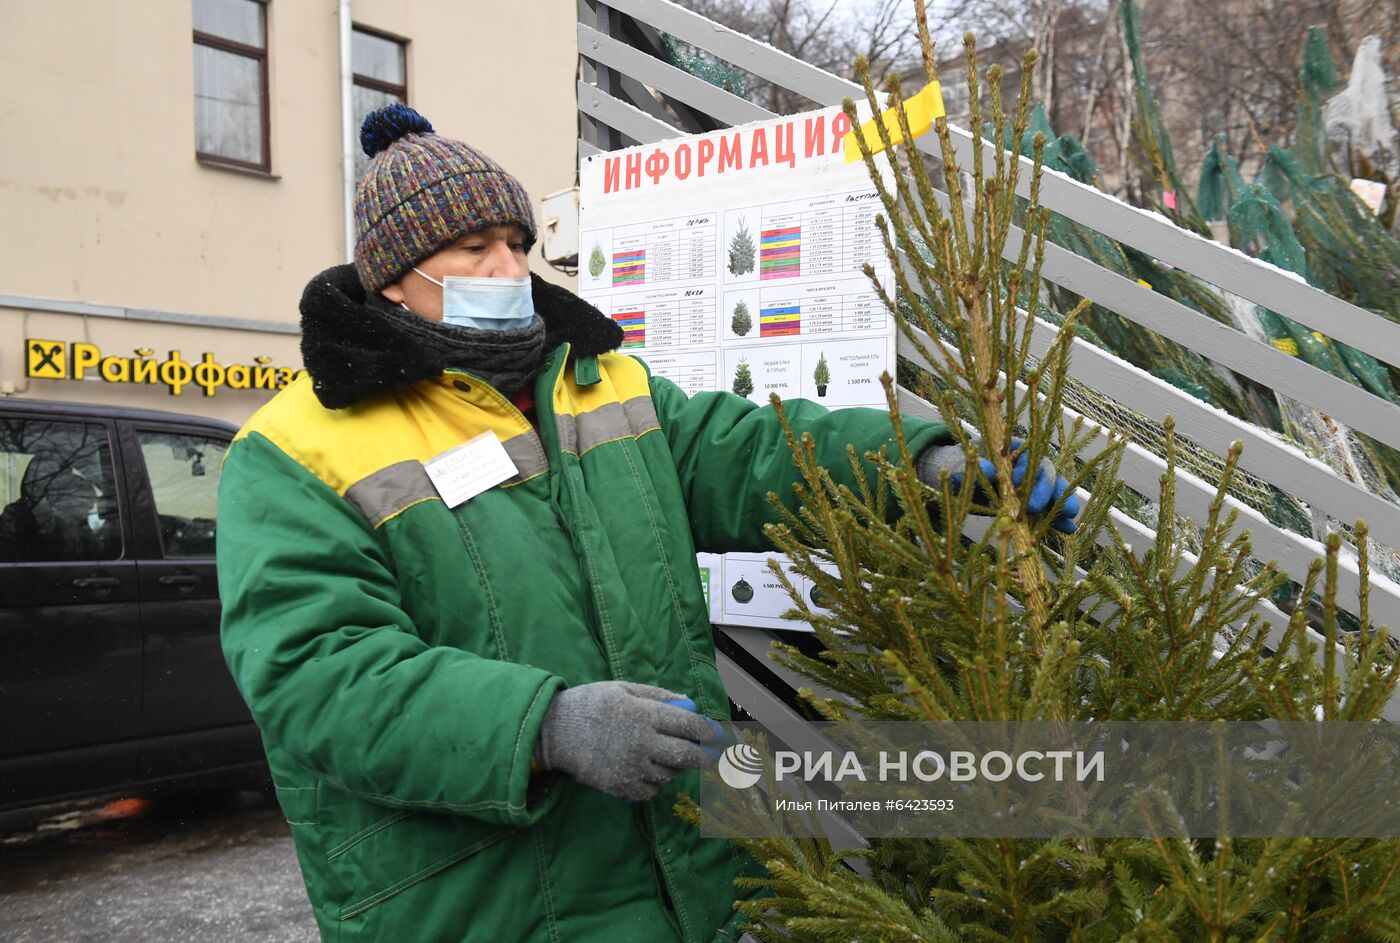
[576,0,1400,728]
[893,321,1400,635]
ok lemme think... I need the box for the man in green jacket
[217,105,1075,943]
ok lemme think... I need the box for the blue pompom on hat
[353,104,536,293]
[359,103,434,158]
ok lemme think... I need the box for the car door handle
[72,576,120,588]
[158,574,202,587]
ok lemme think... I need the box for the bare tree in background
[674,0,1397,202]
[675,0,973,112]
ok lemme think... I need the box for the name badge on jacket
[423,432,519,508]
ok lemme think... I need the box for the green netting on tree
[1261,147,1400,325]
[659,33,747,99]
[1228,182,1400,497]
[1120,0,1208,234]
[1198,135,1246,223]
[1229,184,1310,272]
[1257,148,1293,205]
[1056,134,1102,188]
[1009,107,1261,424]
[986,107,1305,532]
[1295,26,1338,175]
[1229,184,1397,398]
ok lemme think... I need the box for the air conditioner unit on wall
[540,186,579,269]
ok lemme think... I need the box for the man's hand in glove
[533,681,719,802]
[917,437,1080,533]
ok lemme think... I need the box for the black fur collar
[299,264,623,409]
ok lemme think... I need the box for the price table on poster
[608,289,717,351]
[754,281,887,338]
[606,215,718,287]
[641,350,719,396]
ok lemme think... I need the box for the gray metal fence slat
[1006,218,1400,454]
[899,324,1400,627]
[894,366,1400,634]
[593,0,1400,369]
[575,79,672,146]
[884,232,1400,554]
[718,625,858,707]
[715,650,873,856]
[578,138,602,158]
[578,23,772,127]
[907,323,1400,553]
[935,127,1400,368]
[995,307,1400,554]
[720,484,1400,725]
[598,0,859,104]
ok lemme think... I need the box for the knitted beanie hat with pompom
[353,104,536,293]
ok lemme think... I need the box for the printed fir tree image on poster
[578,105,896,630]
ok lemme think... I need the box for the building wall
[0,0,579,426]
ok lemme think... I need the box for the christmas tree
[685,9,1400,939]
[732,359,754,398]
[587,244,606,278]
[729,215,756,275]
[731,299,753,336]
[813,351,830,395]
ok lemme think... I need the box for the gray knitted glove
[917,439,1079,531]
[533,681,716,801]
[917,441,1056,510]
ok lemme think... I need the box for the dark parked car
[0,398,263,809]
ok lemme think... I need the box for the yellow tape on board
[843,82,946,163]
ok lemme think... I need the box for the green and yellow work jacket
[216,267,951,942]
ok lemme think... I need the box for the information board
[579,106,894,630]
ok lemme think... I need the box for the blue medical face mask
[411,269,536,331]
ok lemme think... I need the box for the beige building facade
[1,0,580,426]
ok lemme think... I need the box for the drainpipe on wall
[338,0,355,263]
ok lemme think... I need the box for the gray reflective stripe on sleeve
[345,460,437,528]
[621,396,661,436]
[556,411,577,455]
[501,432,550,483]
[343,433,550,527]
[556,395,662,455]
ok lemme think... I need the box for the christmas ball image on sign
[731,578,754,603]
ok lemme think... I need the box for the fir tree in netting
[587,244,606,278]
[683,8,1400,940]
[732,360,754,397]
[731,299,753,336]
[729,215,756,275]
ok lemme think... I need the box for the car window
[138,431,228,558]
[0,418,122,563]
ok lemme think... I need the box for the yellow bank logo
[22,338,306,397]
[27,339,67,379]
